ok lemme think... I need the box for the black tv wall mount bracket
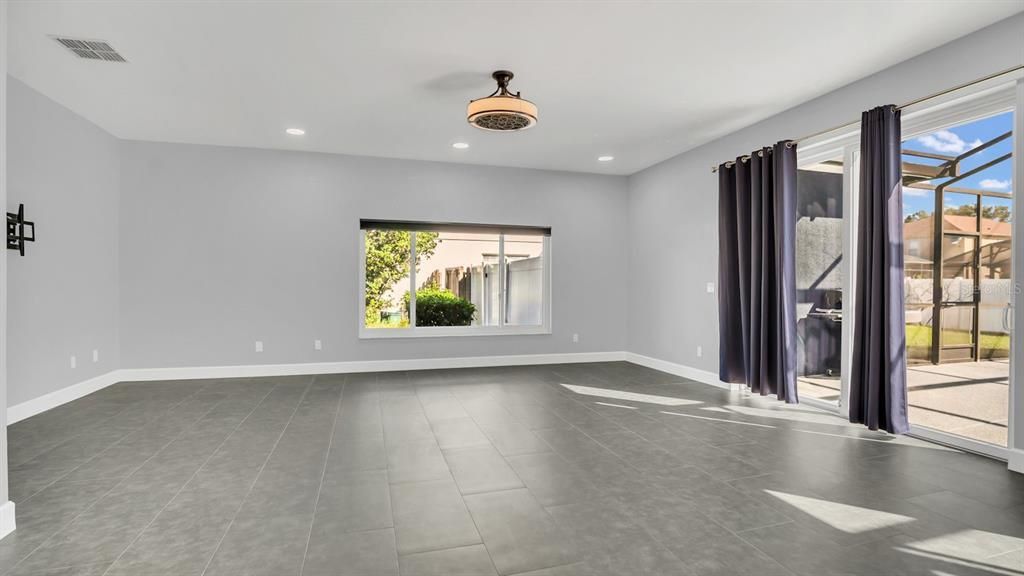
[7,204,36,256]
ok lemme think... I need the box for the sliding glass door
[900,101,1014,449]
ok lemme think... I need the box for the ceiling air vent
[52,37,127,62]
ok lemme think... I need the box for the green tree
[982,205,1011,222]
[942,203,1011,222]
[364,230,439,325]
[944,204,977,218]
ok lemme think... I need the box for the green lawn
[906,324,1010,351]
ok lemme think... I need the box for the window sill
[359,325,551,339]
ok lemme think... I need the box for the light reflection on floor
[558,383,702,406]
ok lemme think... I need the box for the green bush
[404,288,476,326]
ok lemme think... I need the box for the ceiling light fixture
[467,70,537,132]
[598,156,614,162]
[285,128,305,136]
[452,142,470,149]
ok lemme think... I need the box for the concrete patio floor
[798,359,1009,447]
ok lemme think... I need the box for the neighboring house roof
[903,214,1011,238]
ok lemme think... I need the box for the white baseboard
[624,352,742,391]
[1009,449,1024,475]
[0,501,15,540]
[7,371,124,424]
[7,351,627,423]
[117,351,628,382]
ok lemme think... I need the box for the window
[360,220,551,337]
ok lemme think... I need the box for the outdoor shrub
[405,288,476,326]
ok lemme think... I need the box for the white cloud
[915,130,981,155]
[902,186,928,197]
[979,178,1011,191]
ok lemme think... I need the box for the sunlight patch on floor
[559,383,702,406]
[892,546,1022,576]
[724,404,849,425]
[594,401,637,410]
[789,428,898,444]
[660,411,776,428]
[898,528,1024,562]
[764,490,915,533]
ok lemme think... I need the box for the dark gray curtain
[718,141,799,402]
[850,105,910,434]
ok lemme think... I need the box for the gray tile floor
[1,362,1023,575]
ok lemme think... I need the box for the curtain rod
[711,64,1023,173]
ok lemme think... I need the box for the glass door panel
[795,155,844,404]
[901,108,1013,447]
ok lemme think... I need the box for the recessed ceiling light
[598,155,614,162]
[285,128,305,136]
[452,142,470,149]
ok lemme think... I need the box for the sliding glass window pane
[504,234,544,326]
[414,231,500,327]
[364,229,412,329]
[940,235,975,303]
[795,155,844,404]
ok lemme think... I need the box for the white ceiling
[9,1,1023,175]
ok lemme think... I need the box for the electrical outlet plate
[314,339,322,350]
[93,349,99,362]
[70,355,77,369]
[255,341,264,353]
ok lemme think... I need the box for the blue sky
[901,111,1013,220]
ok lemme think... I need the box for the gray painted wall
[6,77,120,407]
[1,0,10,505]
[626,13,1024,375]
[118,141,628,369]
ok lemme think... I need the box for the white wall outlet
[254,340,264,353]
[92,349,99,363]
[706,282,715,294]
[70,355,77,369]
[572,333,579,343]
[697,345,703,358]
[314,339,322,351]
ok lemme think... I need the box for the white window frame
[358,225,552,339]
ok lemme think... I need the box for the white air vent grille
[53,37,127,62]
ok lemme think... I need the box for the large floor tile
[431,418,491,450]
[314,469,393,534]
[389,479,481,555]
[202,513,311,576]
[464,488,577,575]
[386,441,451,485]
[506,452,601,507]
[443,445,523,495]
[303,527,399,576]
[398,544,498,576]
